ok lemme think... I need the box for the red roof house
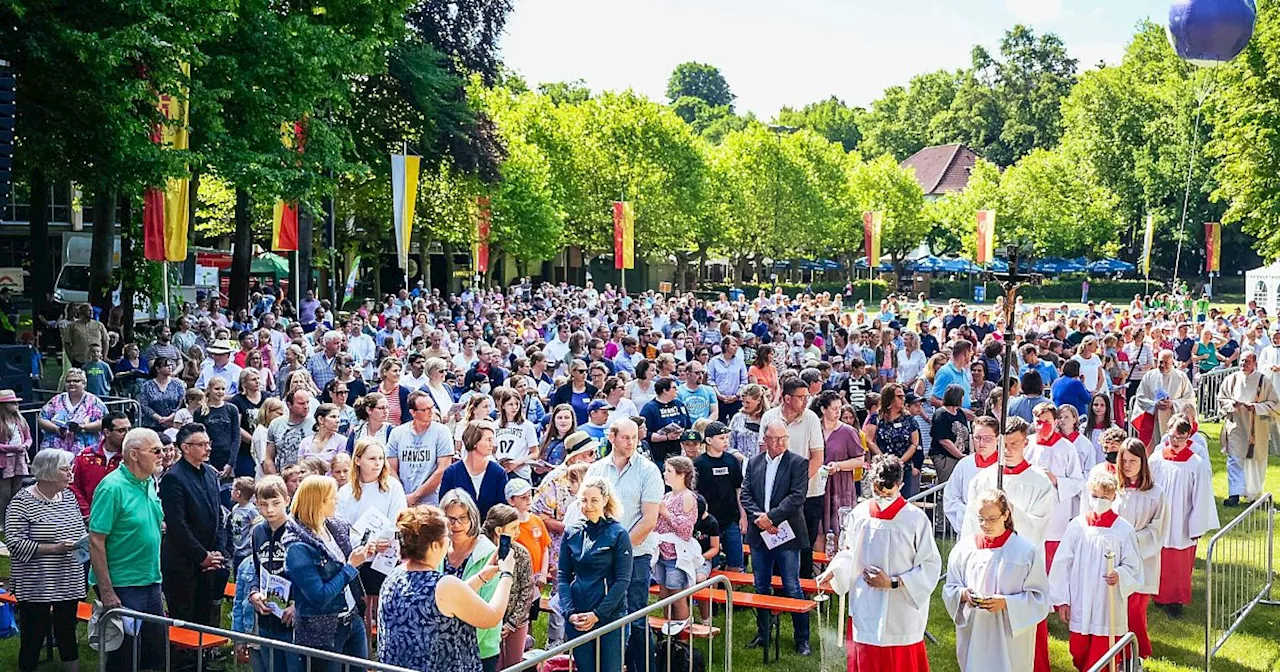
[899,143,980,199]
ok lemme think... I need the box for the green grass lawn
[2,422,1278,671]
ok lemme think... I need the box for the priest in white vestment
[1049,470,1144,672]
[1217,351,1279,506]
[1257,328,1280,453]
[818,454,941,672]
[944,488,1051,672]
[1134,350,1196,448]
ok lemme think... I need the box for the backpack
[0,590,18,638]
[654,639,705,672]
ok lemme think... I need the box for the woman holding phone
[482,504,534,670]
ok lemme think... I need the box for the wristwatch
[890,576,901,589]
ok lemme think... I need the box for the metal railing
[907,482,956,576]
[506,575,734,672]
[1205,492,1278,671]
[18,389,142,457]
[1196,366,1239,422]
[1084,631,1140,672]
[95,606,417,672]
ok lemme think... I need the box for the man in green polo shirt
[88,427,166,672]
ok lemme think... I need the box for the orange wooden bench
[710,570,821,594]
[647,585,815,662]
[740,544,828,564]
[0,591,230,649]
[646,616,721,638]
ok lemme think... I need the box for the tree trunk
[229,188,252,311]
[118,195,136,343]
[695,246,708,290]
[89,186,118,317]
[673,253,688,293]
[369,221,383,300]
[28,169,52,318]
[442,241,457,294]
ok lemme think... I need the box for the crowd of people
[0,278,1271,672]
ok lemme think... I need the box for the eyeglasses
[975,514,1005,525]
[333,389,349,395]
[183,440,212,448]
[109,427,130,434]
[446,515,468,527]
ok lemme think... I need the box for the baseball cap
[904,391,924,406]
[504,479,533,499]
[588,399,614,413]
[704,421,730,438]
[680,430,703,443]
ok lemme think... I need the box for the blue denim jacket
[282,518,364,619]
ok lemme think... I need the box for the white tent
[1245,261,1280,316]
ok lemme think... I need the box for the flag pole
[162,261,170,320]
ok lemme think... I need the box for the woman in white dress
[943,489,1050,672]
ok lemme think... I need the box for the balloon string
[1172,67,1216,286]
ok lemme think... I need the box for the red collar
[1064,431,1080,442]
[1086,509,1119,527]
[869,497,907,520]
[1037,431,1065,447]
[1163,445,1194,462]
[1190,421,1199,435]
[975,529,1013,550]
[974,450,998,469]
[1104,462,1117,476]
[1003,460,1032,475]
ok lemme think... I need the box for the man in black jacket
[160,423,230,669]
[740,418,811,656]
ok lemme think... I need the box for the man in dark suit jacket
[740,418,811,656]
[160,422,230,667]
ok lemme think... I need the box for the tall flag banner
[1141,213,1155,276]
[474,196,491,273]
[863,211,883,268]
[975,210,996,264]
[143,62,191,263]
[343,254,361,306]
[1205,222,1221,273]
[273,121,307,251]
[613,201,635,270]
[390,153,421,270]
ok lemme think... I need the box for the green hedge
[700,277,1242,303]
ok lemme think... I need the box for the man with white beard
[1133,349,1195,448]
[1217,350,1279,507]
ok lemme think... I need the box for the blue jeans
[720,521,744,571]
[98,584,166,672]
[571,624,624,672]
[625,554,653,672]
[307,616,367,672]
[747,541,809,647]
[901,465,920,499]
[253,624,302,672]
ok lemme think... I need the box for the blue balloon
[1168,0,1257,66]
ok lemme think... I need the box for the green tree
[666,62,735,110]
[997,147,1122,258]
[859,70,960,160]
[986,25,1078,164]
[776,96,865,152]
[848,154,928,272]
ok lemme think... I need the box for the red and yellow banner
[975,210,996,264]
[1142,213,1155,277]
[1205,222,1221,273]
[863,211,883,268]
[143,62,191,263]
[273,120,307,252]
[474,196,491,273]
[613,201,635,270]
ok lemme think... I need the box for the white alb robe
[1148,450,1219,550]
[1259,343,1280,453]
[944,532,1051,672]
[1026,436,1084,542]
[1066,432,1096,516]
[1084,465,1170,596]
[961,464,1056,548]
[1048,513,1144,636]
[1134,368,1195,445]
[1217,369,1279,498]
[942,452,997,533]
[825,498,942,646]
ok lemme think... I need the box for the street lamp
[767,125,797,284]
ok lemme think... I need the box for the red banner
[272,120,307,252]
[475,196,491,273]
[1204,222,1221,273]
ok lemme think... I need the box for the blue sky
[499,0,1173,118]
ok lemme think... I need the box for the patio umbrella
[906,256,947,273]
[1086,258,1137,274]
[1031,257,1087,274]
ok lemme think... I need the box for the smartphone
[498,534,512,560]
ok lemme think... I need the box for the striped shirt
[5,486,88,602]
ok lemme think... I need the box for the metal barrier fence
[1196,366,1238,423]
[506,575,734,672]
[95,606,417,672]
[1204,492,1278,671]
[18,388,142,457]
[907,482,956,576]
[1084,631,1140,672]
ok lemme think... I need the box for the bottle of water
[826,530,836,554]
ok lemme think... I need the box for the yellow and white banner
[391,153,421,271]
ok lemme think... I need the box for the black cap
[704,421,730,438]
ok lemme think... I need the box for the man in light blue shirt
[931,339,974,411]
[387,391,455,506]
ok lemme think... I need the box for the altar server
[1027,402,1084,571]
[1148,416,1219,617]
[942,415,1000,532]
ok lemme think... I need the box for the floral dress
[40,392,107,453]
[377,568,481,672]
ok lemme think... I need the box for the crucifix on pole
[983,245,1041,490]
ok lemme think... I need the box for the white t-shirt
[493,420,539,481]
[1071,353,1104,394]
